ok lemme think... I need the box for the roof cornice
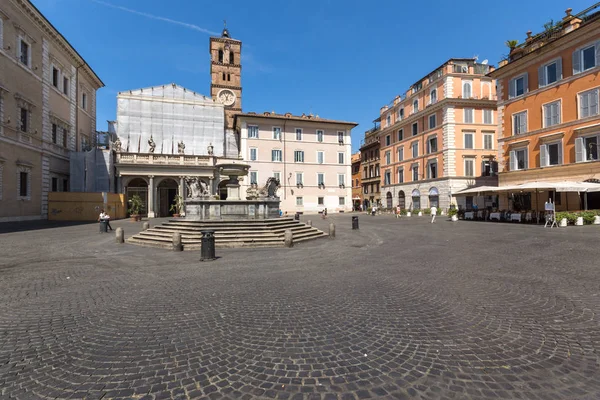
[13,0,104,88]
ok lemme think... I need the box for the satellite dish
[481,59,489,65]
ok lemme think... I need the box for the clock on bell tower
[210,23,242,130]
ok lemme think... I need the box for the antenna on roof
[481,59,489,65]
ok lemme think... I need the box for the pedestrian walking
[322,208,328,219]
[430,205,437,223]
[396,205,401,218]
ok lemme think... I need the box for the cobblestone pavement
[1,215,600,399]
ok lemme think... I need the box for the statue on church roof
[112,137,122,152]
[178,140,185,154]
[148,136,156,153]
[207,142,214,156]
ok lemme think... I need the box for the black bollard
[352,216,359,230]
[294,213,300,221]
[200,229,217,261]
[99,219,108,233]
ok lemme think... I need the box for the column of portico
[209,176,214,196]
[179,176,186,217]
[148,175,155,218]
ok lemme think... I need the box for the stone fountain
[184,161,281,220]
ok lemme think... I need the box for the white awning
[455,181,600,195]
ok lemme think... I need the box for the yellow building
[0,0,103,222]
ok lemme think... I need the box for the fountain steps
[126,218,327,249]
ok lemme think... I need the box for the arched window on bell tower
[230,52,235,65]
[218,49,224,63]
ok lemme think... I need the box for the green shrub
[423,209,431,215]
[580,211,597,225]
[412,208,421,214]
[447,208,458,217]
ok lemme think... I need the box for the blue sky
[34,0,586,152]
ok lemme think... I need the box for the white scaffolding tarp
[116,84,226,156]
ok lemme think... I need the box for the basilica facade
[112,27,242,217]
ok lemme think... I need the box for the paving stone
[1,216,600,399]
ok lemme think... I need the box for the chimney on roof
[526,31,533,42]
[565,8,573,17]
[562,7,582,32]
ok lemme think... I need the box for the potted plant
[169,195,184,218]
[448,208,458,222]
[128,194,143,221]
[505,40,519,51]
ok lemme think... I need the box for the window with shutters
[338,174,346,186]
[385,135,391,146]
[273,127,282,140]
[411,142,418,158]
[295,128,302,141]
[384,170,391,185]
[540,142,562,167]
[412,122,418,136]
[483,109,493,124]
[483,134,494,150]
[412,165,419,181]
[578,89,599,118]
[339,196,345,206]
[399,108,404,120]
[464,159,475,176]
[248,125,259,138]
[271,149,282,162]
[510,148,528,170]
[464,132,474,149]
[573,42,599,74]
[317,151,324,164]
[386,115,391,127]
[52,124,58,144]
[317,173,325,185]
[296,172,303,185]
[296,196,303,206]
[462,80,472,98]
[249,148,257,161]
[464,108,474,123]
[273,172,281,182]
[576,135,600,162]
[508,74,527,99]
[543,101,561,128]
[397,147,404,162]
[429,114,436,129]
[512,111,527,135]
[385,151,391,165]
[397,168,404,183]
[398,129,403,141]
[427,136,437,153]
[294,150,304,163]
[338,152,344,164]
[427,160,438,179]
[316,129,323,142]
[538,59,562,87]
[250,172,258,184]
[430,88,437,104]
[413,100,419,114]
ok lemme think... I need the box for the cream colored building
[236,112,357,214]
[0,0,103,222]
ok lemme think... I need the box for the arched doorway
[386,192,393,209]
[398,191,406,210]
[429,187,439,208]
[126,178,148,216]
[218,179,229,200]
[411,189,421,210]
[157,178,179,217]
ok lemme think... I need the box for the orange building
[489,5,600,210]
[351,152,362,210]
[378,59,498,211]
[359,127,381,209]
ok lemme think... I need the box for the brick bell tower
[210,22,242,131]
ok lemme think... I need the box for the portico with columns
[116,153,224,217]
